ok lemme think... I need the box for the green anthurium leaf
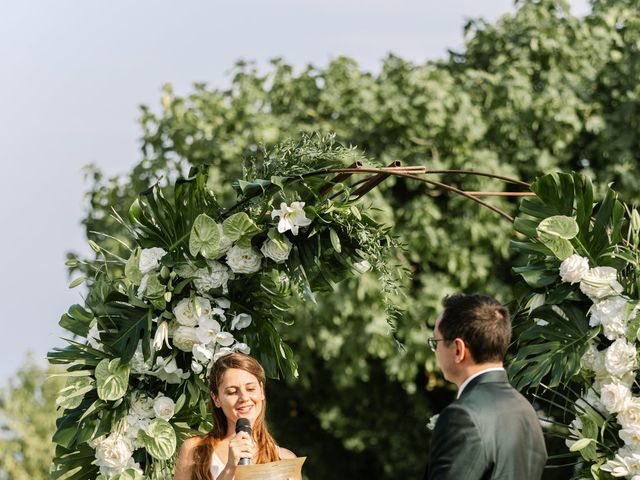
[222,212,262,243]
[537,215,579,240]
[138,418,177,461]
[569,437,593,452]
[189,213,221,259]
[537,232,574,260]
[124,248,143,284]
[56,377,95,410]
[95,358,130,401]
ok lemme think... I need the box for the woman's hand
[227,431,255,467]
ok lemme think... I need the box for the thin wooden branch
[350,160,402,199]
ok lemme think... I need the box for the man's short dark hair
[438,293,511,364]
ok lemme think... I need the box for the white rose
[580,266,624,300]
[604,339,638,378]
[172,326,200,352]
[620,425,640,445]
[260,237,292,264]
[216,331,235,347]
[94,433,134,478]
[196,318,222,345]
[231,313,252,330]
[233,342,251,355]
[193,261,232,294]
[192,343,213,364]
[226,246,262,274]
[590,296,630,340]
[153,395,175,421]
[619,398,640,429]
[559,254,589,284]
[139,247,167,274]
[600,382,631,413]
[271,201,312,236]
[173,297,212,327]
[581,344,601,372]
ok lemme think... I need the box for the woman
[174,352,296,480]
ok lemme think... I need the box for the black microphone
[235,417,252,465]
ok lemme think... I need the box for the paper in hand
[234,457,306,480]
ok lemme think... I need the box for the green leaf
[124,248,143,284]
[56,377,95,409]
[537,215,579,240]
[222,212,262,246]
[69,277,85,289]
[569,437,593,452]
[537,232,574,260]
[138,418,177,461]
[95,358,130,401]
[189,213,221,259]
[329,228,342,253]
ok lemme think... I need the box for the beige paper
[234,457,306,480]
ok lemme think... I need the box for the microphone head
[235,417,252,435]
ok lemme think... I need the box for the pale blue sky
[0,0,590,385]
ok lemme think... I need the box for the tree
[68,1,640,477]
[0,356,64,480]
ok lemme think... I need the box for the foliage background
[3,0,640,478]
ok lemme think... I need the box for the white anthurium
[139,247,167,274]
[225,246,262,274]
[215,331,235,347]
[192,343,213,364]
[196,318,222,345]
[233,342,251,355]
[271,201,312,235]
[153,321,171,351]
[231,313,252,330]
[213,346,234,362]
[153,395,175,421]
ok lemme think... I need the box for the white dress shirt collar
[457,367,505,399]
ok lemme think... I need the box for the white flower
[619,398,640,429]
[580,266,624,300]
[136,273,150,298]
[191,360,204,374]
[233,342,251,355]
[231,313,252,330]
[124,415,151,446]
[215,331,235,347]
[271,201,312,235]
[533,318,549,327]
[193,261,232,294]
[600,382,631,413]
[559,254,590,284]
[151,356,190,384]
[260,237,292,264]
[87,319,102,351]
[196,318,222,345]
[153,395,175,421]
[226,246,262,274]
[528,293,546,314]
[192,343,213,364]
[620,425,640,445]
[153,321,171,351]
[139,247,167,274]
[565,416,583,449]
[173,296,212,327]
[590,296,630,340]
[172,326,200,352]
[130,341,153,375]
[214,297,231,309]
[581,344,601,372]
[605,339,638,378]
[601,453,631,477]
[427,414,440,431]
[353,259,371,274]
[129,391,155,419]
[603,447,640,477]
[93,433,135,478]
[213,346,234,362]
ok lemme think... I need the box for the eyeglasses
[427,337,446,352]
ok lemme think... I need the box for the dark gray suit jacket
[426,370,547,480]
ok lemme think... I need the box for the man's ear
[454,338,467,363]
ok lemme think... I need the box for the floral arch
[50,136,640,480]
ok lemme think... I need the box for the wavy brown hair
[191,353,280,480]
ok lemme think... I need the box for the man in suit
[425,293,547,480]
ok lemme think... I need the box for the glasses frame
[427,336,447,352]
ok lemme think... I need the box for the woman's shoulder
[278,447,297,459]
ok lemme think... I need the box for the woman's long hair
[191,353,280,480]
